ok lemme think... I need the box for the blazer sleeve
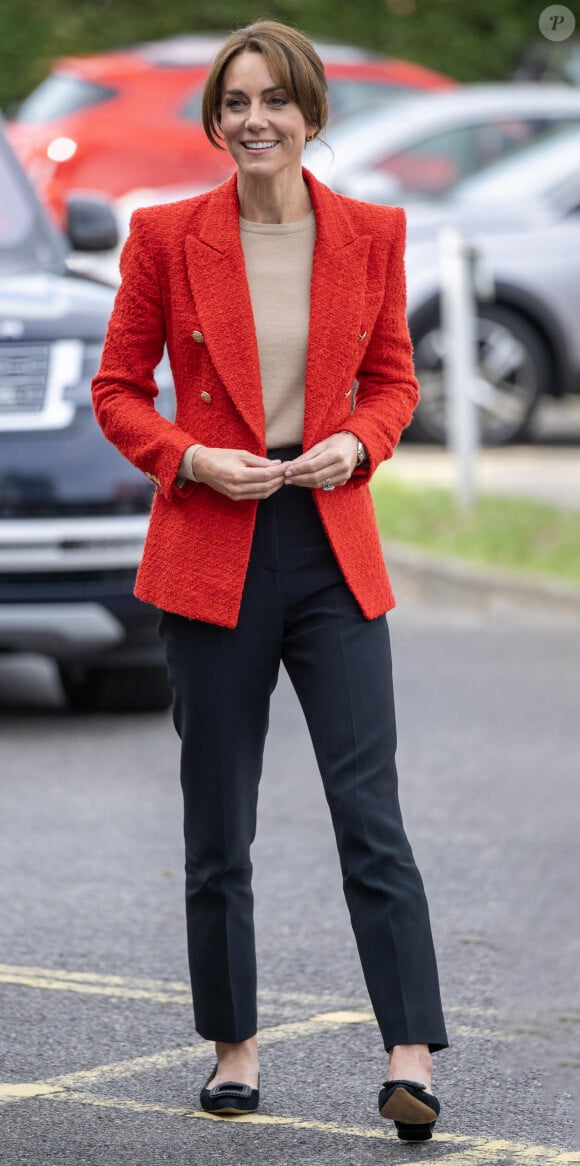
[91,210,198,502]
[347,207,420,478]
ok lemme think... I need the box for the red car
[7,35,457,224]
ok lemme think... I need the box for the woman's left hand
[283,432,358,490]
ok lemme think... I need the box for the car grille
[0,500,151,518]
[0,343,50,413]
[0,568,137,585]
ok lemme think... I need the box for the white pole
[438,227,480,510]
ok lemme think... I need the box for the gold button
[200,391,212,404]
[192,330,205,343]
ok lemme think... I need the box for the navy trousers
[159,454,448,1054]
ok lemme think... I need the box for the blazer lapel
[298,170,371,443]
[302,171,371,443]
[185,175,265,445]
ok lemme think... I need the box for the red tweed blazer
[92,168,419,627]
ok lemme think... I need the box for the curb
[381,539,580,619]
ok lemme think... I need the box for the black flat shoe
[200,1064,260,1115]
[378,1078,440,1141]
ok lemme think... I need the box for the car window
[373,117,566,197]
[179,86,204,123]
[451,122,580,208]
[0,149,34,246]
[326,80,414,120]
[546,171,580,217]
[0,132,65,271]
[15,75,117,125]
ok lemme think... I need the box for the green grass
[371,478,580,586]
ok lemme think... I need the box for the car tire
[59,663,172,713]
[409,303,550,445]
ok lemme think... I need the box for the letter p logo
[539,5,576,40]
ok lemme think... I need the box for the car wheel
[410,304,550,445]
[59,663,172,713]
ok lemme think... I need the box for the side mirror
[65,194,119,252]
[336,168,403,205]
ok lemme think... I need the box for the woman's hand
[283,432,358,490]
[184,446,288,500]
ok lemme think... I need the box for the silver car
[306,83,580,201]
[392,127,580,443]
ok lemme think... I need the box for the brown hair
[201,20,329,151]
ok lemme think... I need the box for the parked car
[6,35,456,224]
[396,128,580,444]
[0,118,172,711]
[305,83,580,200]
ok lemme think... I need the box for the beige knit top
[239,210,316,448]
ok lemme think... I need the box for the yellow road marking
[0,969,346,1022]
[0,964,335,1007]
[0,971,191,1006]
[0,963,497,1018]
[0,1000,505,1108]
[0,966,364,1012]
[0,963,190,990]
[48,1091,579,1163]
[0,974,575,1161]
[0,966,360,1010]
[0,970,506,1045]
[453,1023,511,1040]
[0,1010,376,1105]
[0,1083,66,1102]
[0,1048,198,1103]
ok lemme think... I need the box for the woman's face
[219,50,316,180]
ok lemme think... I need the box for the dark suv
[0,120,171,711]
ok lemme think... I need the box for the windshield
[0,127,66,273]
[15,74,117,125]
[326,79,418,121]
[452,123,580,205]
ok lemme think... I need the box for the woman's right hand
[183,446,288,500]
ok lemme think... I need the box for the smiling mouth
[242,141,279,152]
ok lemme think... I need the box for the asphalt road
[0,595,579,1165]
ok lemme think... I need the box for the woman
[92,19,448,1139]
